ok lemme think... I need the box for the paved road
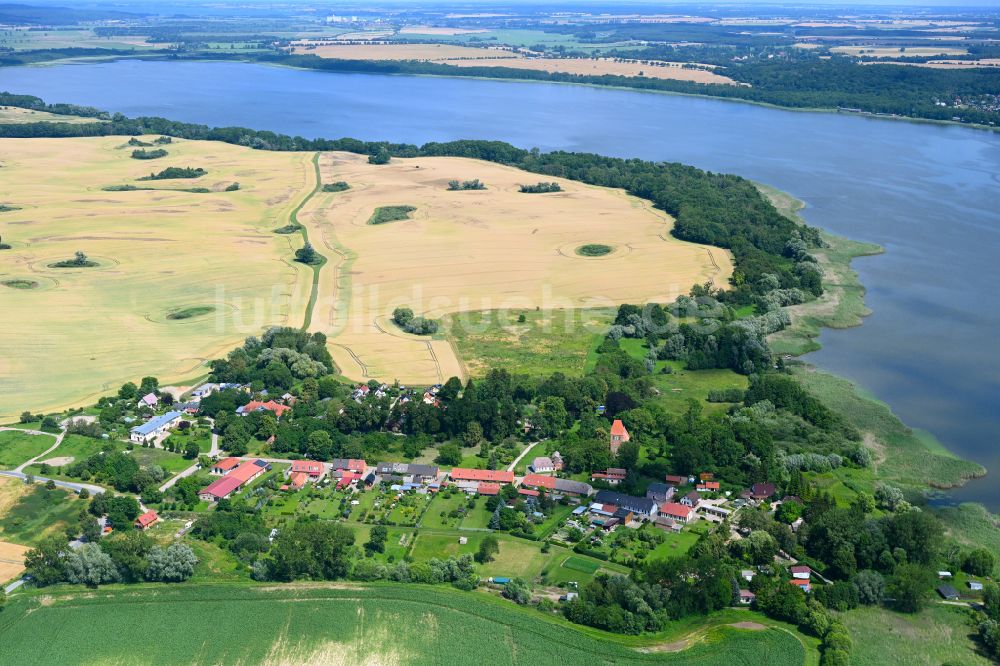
[507,440,543,472]
[0,470,105,495]
[4,578,25,594]
[158,463,201,492]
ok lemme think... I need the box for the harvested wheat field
[299,152,732,385]
[436,56,739,83]
[289,42,737,84]
[0,106,102,124]
[0,539,29,583]
[832,45,968,57]
[0,136,315,419]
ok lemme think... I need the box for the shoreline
[7,53,1000,136]
[756,182,987,495]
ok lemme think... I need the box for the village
[86,381,833,604]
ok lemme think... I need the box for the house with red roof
[211,457,242,475]
[591,468,627,485]
[236,400,291,418]
[518,487,540,498]
[200,459,271,502]
[791,565,811,580]
[287,472,308,491]
[609,420,630,455]
[521,474,594,497]
[290,460,325,479]
[336,471,361,489]
[450,468,515,484]
[330,458,366,473]
[791,579,812,593]
[664,474,687,486]
[478,482,501,496]
[659,502,695,524]
[697,481,721,492]
[134,510,159,530]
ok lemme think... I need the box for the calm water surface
[3,60,999,507]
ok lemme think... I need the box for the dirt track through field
[298,152,732,385]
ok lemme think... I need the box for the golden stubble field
[290,42,738,84]
[299,153,733,385]
[0,478,30,582]
[0,136,314,419]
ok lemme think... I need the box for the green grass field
[0,483,84,546]
[841,604,990,666]
[0,430,54,469]
[0,584,807,665]
[446,307,614,377]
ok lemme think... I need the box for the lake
[3,59,999,507]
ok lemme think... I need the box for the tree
[983,582,1000,621]
[294,242,319,265]
[19,411,33,424]
[64,543,120,587]
[145,544,197,582]
[502,577,531,605]
[0,586,6,611]
[183,442,199,459]
[435,443,462,466]
[117,382,138,400]
[24,537,66,587]
[887,564,934,613]
[963,548,995,577]
[535,396,568,438]
[102,530,153,582]
[775,500,803,524]
[476,534,499,563]
[368,146,391,164]
[461,421,483,448]
[366,525,388,554]
[853,570,885,605]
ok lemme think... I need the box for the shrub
[519,182,562,193]
[131,148,168,160]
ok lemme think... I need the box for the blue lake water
[3,59,999,507]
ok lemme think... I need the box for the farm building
[236,400,291,418]
[134,510,159,530]
[376,462,439,483]
[529,454,562,474]
[520,474,593,497]
[199,459,271,502]
[211,457,241,475]
[478,482,501,496]
[450,468,515,484]
[609,420,630,454]
[938,584,960,600]
[129,411,183,444]
[593,490,658,518]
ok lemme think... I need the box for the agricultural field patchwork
[0,136,315,419]
[303,152,732,385]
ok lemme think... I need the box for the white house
[138,392,158,408]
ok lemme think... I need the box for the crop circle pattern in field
[1,275,58,291]
[32,255,120,273]
[146,303,233,325]
[557,242,628,260]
